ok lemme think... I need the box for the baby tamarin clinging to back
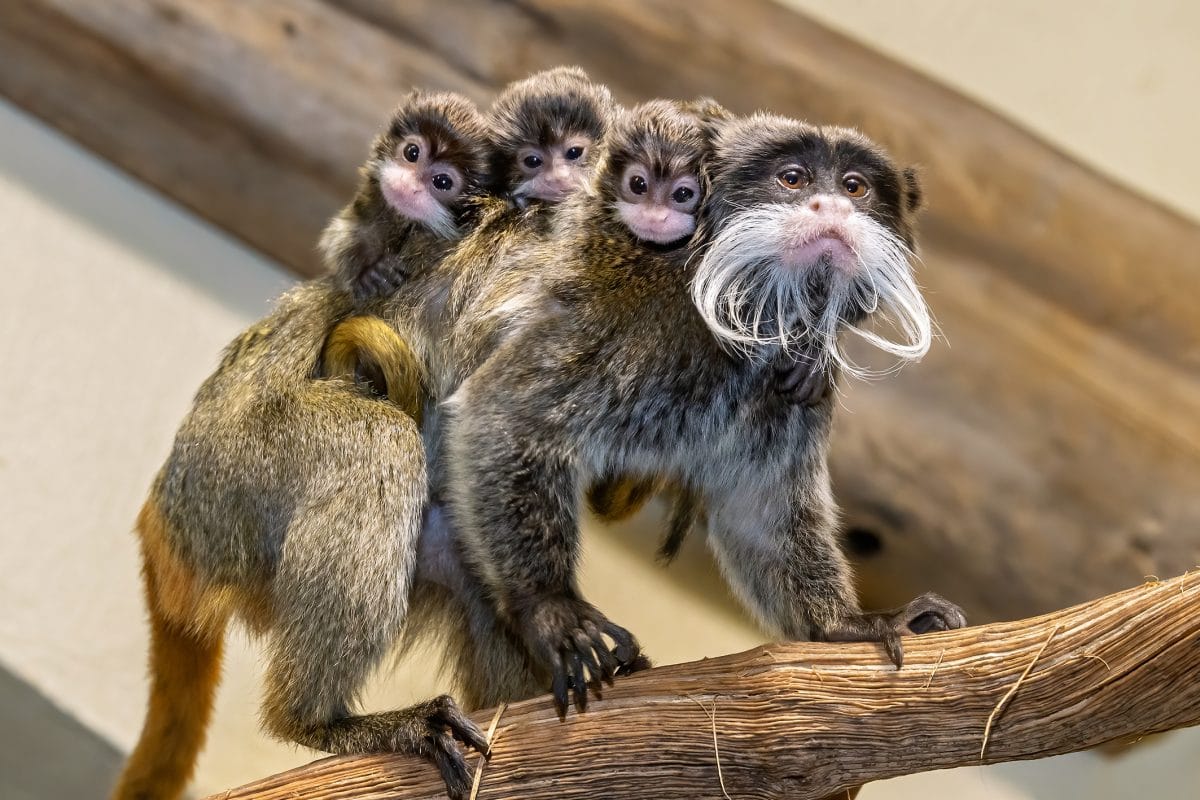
[489,65,614,207]
[446,104,967,713]
[321,91,491,304]
[112,92,495,800]
[321,67,615,397]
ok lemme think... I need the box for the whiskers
[691,204,932,378]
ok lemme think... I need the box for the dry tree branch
[207,572,1200,800]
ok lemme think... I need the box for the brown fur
[321,315,427,421]
[111,501,228,800]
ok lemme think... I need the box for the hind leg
[415,502,544,712]
[260,424,487,799]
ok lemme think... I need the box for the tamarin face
[488,66,613,205]
[692,115,929,375]
[369,91,491,238]
[597,100,711,246]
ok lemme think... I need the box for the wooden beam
[204,573,1200,799]
[3,0,1199,621]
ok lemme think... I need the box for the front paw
[355,259,408,303]
[516,594,643,716]
[817,592,967,668]
[774,348,833,406]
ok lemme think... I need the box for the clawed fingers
[603,621,640,665]
[429,732,474,800]
[890,592,968,636]
[550,622,644,716]
[436,702,489,754]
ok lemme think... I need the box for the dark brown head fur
[488,67,614,199]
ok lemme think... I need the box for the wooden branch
[207,573,1200,800]
[5,0,1200,620]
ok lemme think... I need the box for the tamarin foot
[407,695,491,800]
[516,593,642,716]
[817,592,967,669]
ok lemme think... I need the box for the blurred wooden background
[5,0,1199,623]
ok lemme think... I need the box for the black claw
[576,642,603,688]
[883,632,905,669]
[595,645,618,684]
[571,653,588,711]
[551,669,570,718]
[445,712,489,755]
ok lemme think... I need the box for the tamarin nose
[807,194,851,215]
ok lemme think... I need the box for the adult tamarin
[112,92,494,800]
[444,105,966,713]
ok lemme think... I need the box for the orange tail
[111,502,226,800]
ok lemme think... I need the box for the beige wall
[783,0,1200,224]
[2,2,1198,796]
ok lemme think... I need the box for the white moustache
[690,203,932,378]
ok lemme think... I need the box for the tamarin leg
[707,473,965,667]
[451,429,640,715]
[260,489,487,799]
[412,503,546,712]
[111,502,229,800]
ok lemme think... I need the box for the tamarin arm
[452,415,643,714]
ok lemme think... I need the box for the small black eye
[523,154,543,169]
[403,143,420,163]
[431,174,454,191]
[629,175,648,195]
[564,146,584,160]
[843,172,869,198]
[671,186,695,204]
[777,168,807,190]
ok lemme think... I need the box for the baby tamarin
[445,104,966,713]
[112,93,494,800]
[321,90,491,305]
[320,67,615,396]
[489,65,613,207]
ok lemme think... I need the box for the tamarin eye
[776,168,808,190]
[564,146,585,160]
[629,174,648,195]
[523,154,543,169]
[842,173,869,197]
[431,174,454,192]
[671,186,695,204]
[403,143,420,163]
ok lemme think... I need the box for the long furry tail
[111,503,226,800]
[321,315,426,421]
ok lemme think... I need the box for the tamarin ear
[902,166,924,213]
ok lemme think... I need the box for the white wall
[2,2,1199,793]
